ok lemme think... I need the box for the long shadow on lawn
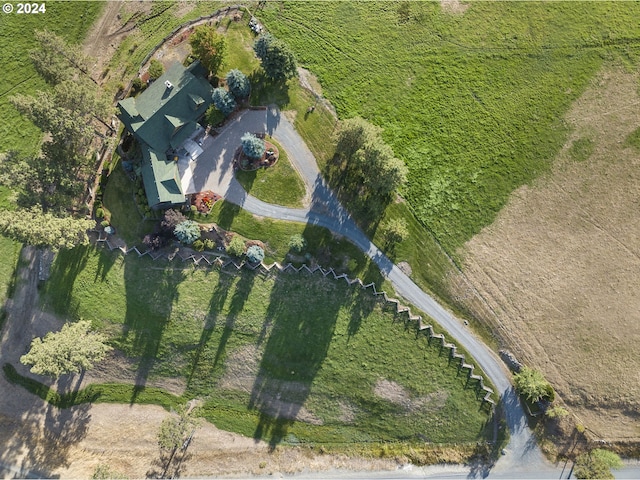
[248,268,344,449]
[42,245,91,317]
[121,256,185,403]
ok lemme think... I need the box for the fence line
[94,232,495,406]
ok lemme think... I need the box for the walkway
[197,105,551,476]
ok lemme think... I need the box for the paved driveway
[182,109,268,195]
[179,105,551,476]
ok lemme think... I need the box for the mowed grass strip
[0,1,104,155]
[256,1,640,254]
[40,246,492,446]
[234,138,307,208]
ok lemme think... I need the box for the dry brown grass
[453,66,640,441]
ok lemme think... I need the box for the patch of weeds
[568,137,594,162]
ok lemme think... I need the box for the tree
[246,245,265,263]
[157,403,200,476]
[148,59,164,80]
[288,234,306,253]
[380,218,409,245]
[160,209,187,233]
[335,117,382,161]
[20,320,112,377]
[30,29,93,85]
[241,133,265,160]
[174,220,201,245]
[225,69,250,100]
[0,208,95,250]
[226,235,245,257]
[189,25,227,76]
[574,449,623,479]
[331,117,408,218]
[205,104,224,126]
[513,366,555,403]
[211,87,236,117]
[253,33,297,81]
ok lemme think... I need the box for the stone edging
[94,232,495,406]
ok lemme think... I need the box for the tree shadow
[249,70,290,109]
[212,268,256,368]
[121,256,185,404]
[42,245,91,318]
[248,269,342,450]
[214,200,242,231]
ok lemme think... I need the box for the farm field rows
[38,246,493,447]
[257,1,640,254]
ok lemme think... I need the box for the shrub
[225,69,250,100]
[95,207,104,219]
[204,238,215,250]
[100,220,110,228]
[212,87,236,117]
[241,133,265,160]
[226,236,245,257]
[513,366,555,403]
[192,239,205,252]
[161,209,187,233]
[143,233,166,251]
[205,105,225,126]
[174,220,201,245]
[148,59,164,80]
[246,245,265,264]
[132,77,144,90]
[288,234,306,252]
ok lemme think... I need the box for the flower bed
[236,141,279,171]
[191,190,222,214]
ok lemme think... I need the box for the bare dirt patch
[454,67,640,440]
[219,345,323,425]
[374,379,448,414]
[440,0,470,15]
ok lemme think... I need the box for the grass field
[0,1,104,155]
[256,1,640,254]
[234,138,306,208]
[39,246,492,447]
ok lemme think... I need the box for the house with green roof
[117,61,214,209]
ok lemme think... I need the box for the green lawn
[102,157,156,244]
[0,237,20,306]
[234,138,306,208]
[0,1,104,155]
[40,246,493,447]
[256,1,640,254]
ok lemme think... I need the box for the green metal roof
[117,61,214,153]
[141,148,185,208]
[116,60,215,209]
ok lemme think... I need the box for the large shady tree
[20,320,112,377]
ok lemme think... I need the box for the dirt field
[454,67,640,441]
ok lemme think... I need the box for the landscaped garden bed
[191,191,222,215]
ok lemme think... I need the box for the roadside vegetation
[35,245,493,449]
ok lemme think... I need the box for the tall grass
[256,1,640,254]
[0,1,104,155]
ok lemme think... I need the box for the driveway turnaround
[194,105,551,476]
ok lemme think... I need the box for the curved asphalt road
[210,106,550,477]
